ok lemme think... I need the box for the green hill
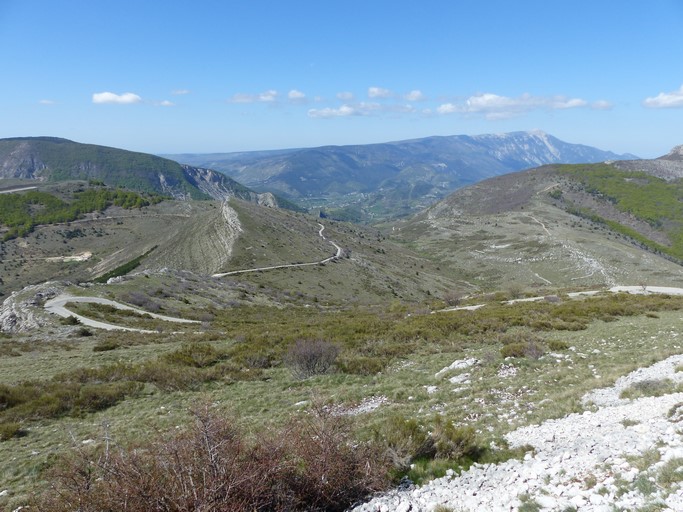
[0,137,302,210]
[396,155,683,292]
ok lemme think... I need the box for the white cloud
[39,99,56,105]
[436,103,458,114]
[404,90,425,101]
[591,100,613,110]
[258,89,278,102]
[643,85,683,108]
[437,92,589,119]
[308,101,414,119]
[158,100,175,107]
[368,86,392,98]
[550,97,587,109]
[288,89,306,102]
[308,104,357,118]
[92,92,142,104]
[229,93,255,103]
[229,90,279,103]
[337,91,354,101]
[171,89,190,95]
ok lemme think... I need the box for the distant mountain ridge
[165,131,636,220]
[0,137,295,208]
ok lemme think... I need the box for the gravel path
[353,354,683,511]
[44,294,200,333]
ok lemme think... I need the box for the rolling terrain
[392,147,683,293]
[3,138,683,510]
[166,131,636,221]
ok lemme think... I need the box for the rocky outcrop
[659,145,683,161]
[0,283,61,333]
[0,140,48,179]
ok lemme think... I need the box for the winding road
[211,223,342,278]
[44,294,201,333]
[43,221,343,332]
[437,285,683,313]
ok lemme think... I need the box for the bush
[431,418,481,460]
[92,340,120,352]
[620,379,680,400]
[59,315,80,326]
[373,414,434,469]
[77,327,93,337]
[33,404,390,512]
[443,291,464,307]
[285,340,339,379]
[0,421,23,441]
[500,341,544,359]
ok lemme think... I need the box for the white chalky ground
[353,354,683,511]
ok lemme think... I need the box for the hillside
[165,131,636,221]
[0,189,457,303]
[0,137,296,208]
[394,148,683,292]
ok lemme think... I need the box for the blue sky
[2,0,683,157]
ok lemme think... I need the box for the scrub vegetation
[2,289,683,509]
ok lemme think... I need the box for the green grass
[620,379,683,400]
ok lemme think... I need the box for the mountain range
[165,131,637,220]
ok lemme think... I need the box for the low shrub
[92,340,120,352]
[430,417,481,460]
[163,342,226,368]
[75,382,143,413]
[373,414,434,469]
[285,339,339,379]
[620,379,680,400]
[500,341,544,359]
[59,315,80,326]
[76,327,93,337]
[33,404,391,512]
[547,340,570,351]
[0,421,23,441]
[337,355,386,375]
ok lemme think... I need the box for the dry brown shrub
[284,339,339,379]
[34,403,390,512]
